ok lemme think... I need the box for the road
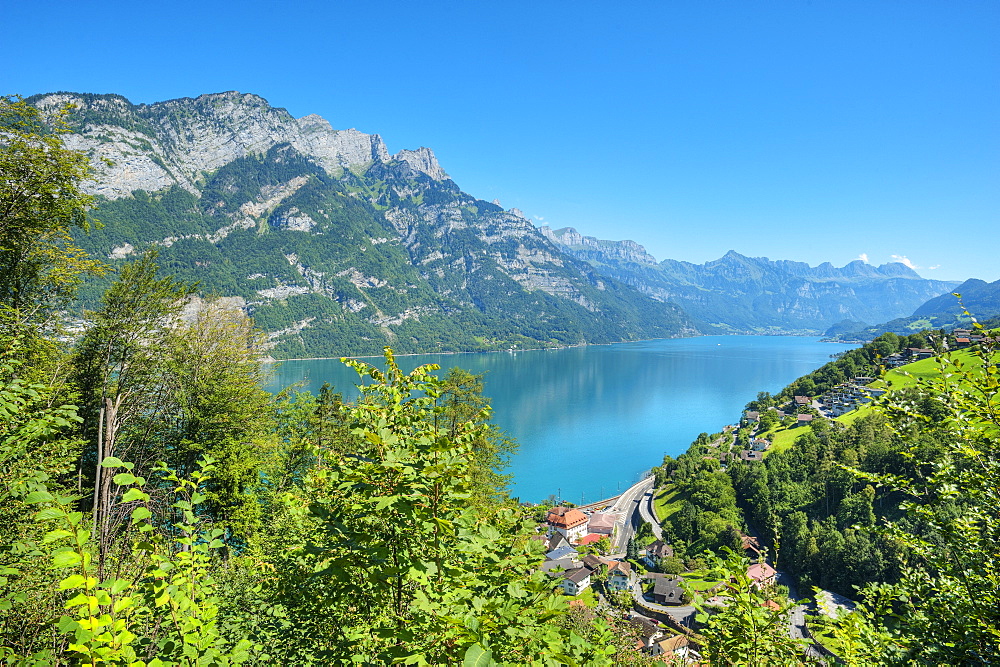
[609,475,655,552]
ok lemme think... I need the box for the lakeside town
[526,335,994,663]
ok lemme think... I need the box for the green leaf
[122,488,148,503]
[43,529,73,544]
[113,472,137,486]
[463,644,495,667]
[51,549,82,568]
[100,456,126,468]
[131,506,152,521]
[59,574,87,590]
[24,490,53,504]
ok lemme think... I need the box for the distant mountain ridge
[825,277,1000,341]
[540,227,961,334]
[34,91,697,358]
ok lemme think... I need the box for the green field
[682,569,726,592]
[653,485,686,522]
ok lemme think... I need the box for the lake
[264,336,856,503]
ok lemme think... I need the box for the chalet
[884,352,906,368]
[751,438,771,452]
[644,540,674,567]
[546,544,579,562]
[906,347,934,361]
[546,506,589,543]
[739,450,763,462]
[744,411,760,423]
[651,575,686,605]
[559,567,592,595]
[629,616,664,651]
[605,560,635,592]
[539,557,578,575]
[649,634,690,658]
[741,534,762,559]
[796,414,813,426]
[794,395,812,407]
[546,531,570,553]
[587,511,620,536]
[955,337,971,348]
[747,562,777,588]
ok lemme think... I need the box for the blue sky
[4,1,997,281]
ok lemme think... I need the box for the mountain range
[823,277,1000,341]
[540,227,960,334]
[30,91,969,356]
[32,91,695,357]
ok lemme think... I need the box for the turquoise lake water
[264,336,857,503]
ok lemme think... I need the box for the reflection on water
[265,336,856,503]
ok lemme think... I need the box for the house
[605,560,635,592]
[906,347,934,361]
[629,616,664,650]
[559,567,592,595]
[587,511,620,536]
[644,540,674,567]
[581,554,603,571]
[577,533,604,547]
[794,395,811,407]
[796,413,813,426]
[955,337,971,348]
[539,557,578,575]
[750,438,770,452]
[747,562,777,588]
[744,410,759,423]
[650,575,686,605]
[739,449,763,462]
[546,544,579,562]
[547,506,589,543]
[741,534,762,559]
[547,531,570,553]
[649,634,690,658]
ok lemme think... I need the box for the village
[532,492,793,662]
[524,340,982,662]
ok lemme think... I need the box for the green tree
[838,324,1000,663]
[689,550,806,665]
[71,251,193,574]
[0,95,103,326]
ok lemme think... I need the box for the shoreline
[263,330,843,364]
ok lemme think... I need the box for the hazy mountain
[825,277,1000,341]
[541,227,961,334]
[32,91,698,358]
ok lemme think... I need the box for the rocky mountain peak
[393,146,449,181]
[29,91,422,199]
[540,227,660,266]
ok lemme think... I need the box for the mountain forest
[2,94,999,664]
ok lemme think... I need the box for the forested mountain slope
[826,277,1000,341]
[29,91,697,357]
[541,226,960,334]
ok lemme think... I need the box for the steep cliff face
[542,229,961,333]
[42,91,697,357]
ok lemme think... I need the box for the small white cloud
[857,253,869,263]
[890,254,928,270]
[928,265,940,270]
[534,215,545,221]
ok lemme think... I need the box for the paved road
[630,580,697,627]
[637,488,663,540]
[610,476,655,552]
